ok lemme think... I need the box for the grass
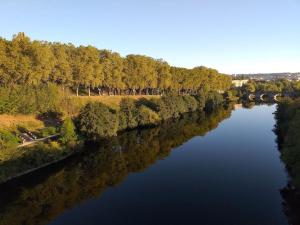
[72,95,161,110]
[0,95,161,131]
[0,114,44,131]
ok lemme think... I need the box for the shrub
[136,97,160,111]
[224,90,239,102]
[40,126,57,137]
[183,95,198,112]
[0,129,20,149]
[138,106,160,126]
[78,102,119,139]
[205,92,224,112]
[142,94,200,121]
[194,90,207,110]
[60,118,77,144]
[118,98,139,130]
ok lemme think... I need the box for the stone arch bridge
[248,92,290,102]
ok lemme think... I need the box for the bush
[0,129,20,149]
[118,98,139,130]
[40,126,57,137]
[183,95,198,112]
[138,106,160,126]
[194,90,207,110]
[224,90,239,102]
[60,118,77,144]
[78,102,119,139]
[205,92,224,112]
[156,94,195,120]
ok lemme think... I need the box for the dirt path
[18,134,59,148]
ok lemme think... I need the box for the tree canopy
[0,33,232,95]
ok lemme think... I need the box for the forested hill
[0,32,231,95]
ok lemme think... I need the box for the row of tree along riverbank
[274,97,300,225]
[77,92,224,139]
[0,33,231,96]
[0,91,227,182]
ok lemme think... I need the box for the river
[0,104,291,225]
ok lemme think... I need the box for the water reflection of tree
[0,107,232,225]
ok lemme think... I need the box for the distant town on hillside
[233,72,300,81]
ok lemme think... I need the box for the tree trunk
[88,86,91,96]
[76,85,79,97]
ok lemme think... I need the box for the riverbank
[273,97,300,225]
[0,92,227,183]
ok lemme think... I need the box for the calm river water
[0,104,290,225]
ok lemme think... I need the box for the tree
[50,44,73,88]
[242,81,256,93]
[100,50,124,95]
[0,33,233,97]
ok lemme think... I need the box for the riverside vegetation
[0,33,232,181]
[274,97,300,225]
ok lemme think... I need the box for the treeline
[0,107,232,225]
[0,90,225,149]
[274,98,300,225]
[274,98,300,188]
[77,92,225,139]
[0,84,82,115]
[241,79,300,94]
[0,33,231,95]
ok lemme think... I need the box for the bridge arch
[273,93,282,101]
[259,93,267,101]
[248,94,255,101]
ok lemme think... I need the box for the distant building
[232,79,248,87]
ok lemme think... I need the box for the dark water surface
[0,105,290,225]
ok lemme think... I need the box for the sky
[0,0,300,74]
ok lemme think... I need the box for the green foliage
[242,81,256,93]
[40,126,57,138]
[78,102,119,139]
[0,129,20,149]
[275,98,300,188]
[145,94,201,121]
[194,91,207,110]
[0,33,232,97]
[182,95,198,112]
[76,93,225,139]
[59,118,77,144]
[240,79,300,95]
[0,84,65,114]
[224,89,240,101]
[205,92,224,112]
[118,98,139,130]
[137,105,160,126]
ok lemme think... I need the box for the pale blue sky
[1,0,300,74]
